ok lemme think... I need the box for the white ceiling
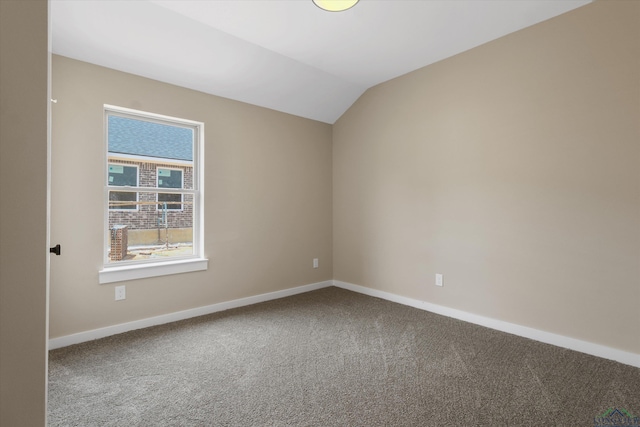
[51,0,591,124]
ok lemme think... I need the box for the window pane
[108,164,137,186]
[108,116,193,163]
[109,191,137,210]
[107,191,194,263]
[158,168,182,188]
[158,168,182,210]
[158,193,182,210]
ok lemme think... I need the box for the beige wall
[333,0,640,354]
[0,0,49,425]
[49,1,639,357]
[50,56,333,338]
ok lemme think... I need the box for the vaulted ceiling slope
[52,0,591,124]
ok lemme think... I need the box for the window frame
[99,105,207,284]
[108,163,139,211]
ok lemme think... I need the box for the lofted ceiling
[51,0,591,124]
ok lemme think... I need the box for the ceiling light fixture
[312,0,359,12]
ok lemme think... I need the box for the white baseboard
[333,280,640,368]
[48,280,333,350]
[49,278,640,368]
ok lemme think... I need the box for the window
[100,105,206,284]
[157,168,183,210]
[108,164,138,210]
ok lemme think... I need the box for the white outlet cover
[435,274,444,287]
[115,285,126,300]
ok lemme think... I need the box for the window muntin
[108,164,138,210]
[104,106,203,269]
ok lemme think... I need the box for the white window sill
[99,258,208,284]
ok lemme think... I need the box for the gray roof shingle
[108,115,193,162]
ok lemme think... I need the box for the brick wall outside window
[108,159,193,230]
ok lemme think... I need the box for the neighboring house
[107,115,194,233]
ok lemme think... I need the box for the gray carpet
[48,287,640,426]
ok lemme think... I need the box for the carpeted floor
[48,287,640,426]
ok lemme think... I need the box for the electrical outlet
[115,285,126,301]
[435,274,444,287]
[313,258,319,269]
